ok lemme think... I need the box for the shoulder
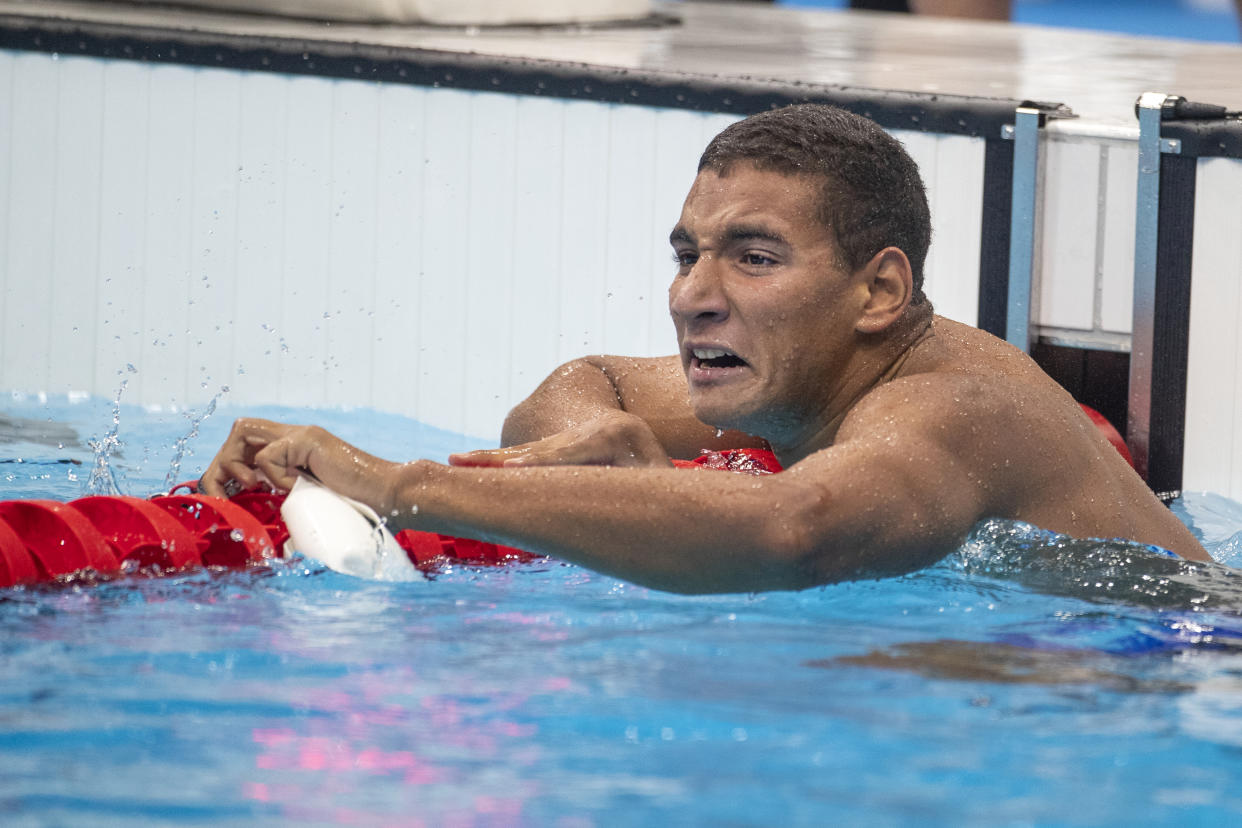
[837,371,1024,446]
[830,332,1089,499]
[844,315,1075,434]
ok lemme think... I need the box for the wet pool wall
[0,48,984,440]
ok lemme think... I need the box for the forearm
[386,461,820,594]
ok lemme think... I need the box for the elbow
[749,496,846,590]
[500,393,547,448]
[763,524,900,588]
[500,358,611,447]
[754,484,881,589]
[761,521,844,590]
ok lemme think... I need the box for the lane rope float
[0,402,1130,588]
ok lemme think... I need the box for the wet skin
[202,164,1209,593]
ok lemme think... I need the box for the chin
[690,399,754,436]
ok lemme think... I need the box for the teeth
[693,348,729,360]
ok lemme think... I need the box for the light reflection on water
[5,396,1242,823]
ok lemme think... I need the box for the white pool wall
[1184,155,1242,498]
[0,49,985,441]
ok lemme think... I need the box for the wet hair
[698,104,931,304]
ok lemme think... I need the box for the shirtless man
[201,104,1209,592]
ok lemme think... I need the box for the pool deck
[3,0,1242,128]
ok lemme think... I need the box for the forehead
[678,165,826,237]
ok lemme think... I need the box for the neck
[770,304,934,466]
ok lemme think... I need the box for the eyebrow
[668,224,790,248]
[722,224,789,247]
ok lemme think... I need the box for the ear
[854,247,913,335]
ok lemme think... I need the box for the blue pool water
[778,0,1242,44]
[6,394,1242,825]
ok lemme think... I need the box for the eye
[672,250,699,269]
[741,252,777,267]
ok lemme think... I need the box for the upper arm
[502,355,765,458]
[779,379,1005,580]
[501,357,631,447]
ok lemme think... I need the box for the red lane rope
[0,448,780,588]
[0,407,1131,590]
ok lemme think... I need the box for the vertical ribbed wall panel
[1029,137,1140,339]
[1098,144,1137,334]
[1,50,987,440]
[1184,156,1242,498]
[143,65,197,406]
[463,92,518,440]
[900,130,984,325]
[187,68,243,405]
[94,59,150,400]
[326,80,381,409]
[417,88,471,433]
[1037,139,1099,332]
[602,105,658,360]
[232,72,288,408]
[370,83,427,417]
[506,96,564,426]
[277,75,333,408]
[0,51,11,381]
[3,53,58,396]
[49,56,105,399]
[556,100,611,367]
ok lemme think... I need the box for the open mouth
[691,347,747,370]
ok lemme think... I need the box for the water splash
[83,380,128,496]
[370,518,422,582]
[952,518,1242,612]
[162,385,230,493]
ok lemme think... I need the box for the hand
[199,418,397,507]
[450,411,673,469]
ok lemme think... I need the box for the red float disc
[0,517,40,587]
[394,529,453,568]
[1079,404,1135,469]
[150,494,277,568]
[71,495,203,570]
[228,489,291,549]
[0,500,120,578]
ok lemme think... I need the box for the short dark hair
[698,104,931,304]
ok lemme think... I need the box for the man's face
[668,164,870,440]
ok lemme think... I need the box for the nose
[669,255,729,327]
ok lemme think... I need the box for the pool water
[5,394,1242,825]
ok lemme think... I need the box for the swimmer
[201,104,1209,593]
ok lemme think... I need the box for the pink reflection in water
[245,665,565,823]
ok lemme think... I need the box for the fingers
[200,419,396,511]
[448,447,525,467]
[498,436,602,467]
[251,432,319,492]
[448,415,673,469]
[250,440,299,493]
[451,434,598,468]
[199,417,290,497]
